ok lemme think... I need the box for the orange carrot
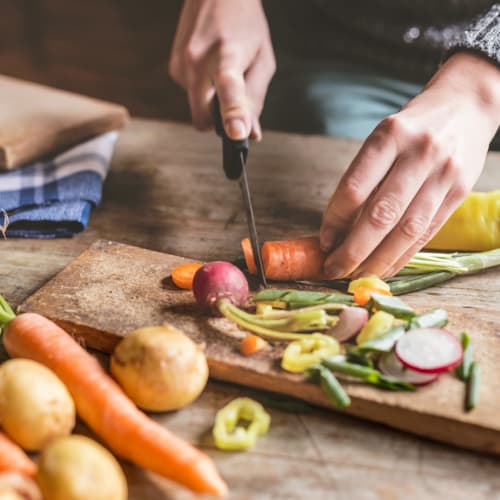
[240,335,269,356]
[0,432,37,477]
[241,238,257,275]
[2,313,227,496]
[242,236,326,281]
[171,262,203,290]
[353,287,392,306]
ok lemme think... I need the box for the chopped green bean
[466,361,480,411]
[307,365,351,408]
[456,332,473,382]
[408,308,448,329]
[354,326,406,353]
[369,293,415,319]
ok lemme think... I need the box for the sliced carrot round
[171,262,203,290]
[240,335,269,356]
[353,286,392,306]
[241,238,257,275]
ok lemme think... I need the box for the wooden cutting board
[19,239,500,455]
[0,75,128,170]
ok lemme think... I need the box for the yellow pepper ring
[281,334,340,373]
[213,397,271,451]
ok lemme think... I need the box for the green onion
[254,289,353,308]
[466,361,480,411]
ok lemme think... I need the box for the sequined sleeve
[446,3,500,65]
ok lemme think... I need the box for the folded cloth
[0,131,118,238]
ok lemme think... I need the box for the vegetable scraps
[0,298,228,497]
[171,262,203,290]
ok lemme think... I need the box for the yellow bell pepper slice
[356,310,395,345]
[281,333,340,373]
[213,397,271,451]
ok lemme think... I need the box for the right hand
[168,0,275,141]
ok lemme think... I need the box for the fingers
[383,181,469,277]
[319,118,399,253]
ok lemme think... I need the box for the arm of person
[319,5,500,279]
[168,0,275,141]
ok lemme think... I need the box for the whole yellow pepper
[426,191,500,251]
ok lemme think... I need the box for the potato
[0,472,41,500]
[0,359,75,451]
[110,324,208,411]
[36,435,127,500]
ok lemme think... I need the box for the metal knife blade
[238,152,267,287]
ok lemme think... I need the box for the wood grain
[2,119,500,499]
[0,75,129,169]
[19,238,500,456]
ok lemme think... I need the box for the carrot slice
[2,313,227,496]
[353,287,392,306]
[241,238,257,275]
[171,262,203,290]
[0,432,37,477]
[240,335,269,356]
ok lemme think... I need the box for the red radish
[378,352,439,386]
[395,328,463,374]
[193,261,249,315]
[329,307,369,342]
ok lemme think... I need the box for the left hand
[319,52,500,279]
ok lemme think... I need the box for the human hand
[319,52,500,279]
[168,0,275,141]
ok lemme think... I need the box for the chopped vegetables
[368,294,416,319]
[328,306,369,342]
[281,334,339,373]
[171,262,203,290]
[240,335,269,356]
[353,286,391,306]
[307,364,351,408]
[212,398,271,451]
[395,328,463,374]
[378,352,439,386]
[356,311,395,345]
[466,361,481,411]
[456,332,473,381]
[348,276,391,294]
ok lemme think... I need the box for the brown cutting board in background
[0,75,129,170]
[19,240,500,456]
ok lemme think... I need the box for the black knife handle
[212,95,248,180]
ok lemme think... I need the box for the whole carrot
[0,432,37,477]
[1,311,227,496]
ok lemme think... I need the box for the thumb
[214,69,251,140]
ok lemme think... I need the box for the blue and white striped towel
[0,131,118,238]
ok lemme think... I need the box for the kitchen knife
[212,97,267,287]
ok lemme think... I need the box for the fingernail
[320,228,335,253]
[225,119,247,140]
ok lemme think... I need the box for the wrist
[429,52,500,134]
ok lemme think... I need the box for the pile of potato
[0,323,208,499]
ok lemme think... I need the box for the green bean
[466,361,480,411]
[369,294,415,319]
[456,332,473,382]
[354,326,406,353]
[308,365,350,408]
[408,308,448,329]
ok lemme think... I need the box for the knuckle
[379,114,404,137]
[417,130,439,155]
[184,43,202,68]
[339,175,366,207]
[398,215,429,240]
[368,194,402,229]
[441,157,462,180]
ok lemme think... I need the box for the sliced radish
[395,328,463,374]
[329,306,369,342]
[378,352,439,385]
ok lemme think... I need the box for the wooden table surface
[2,119,500,500]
